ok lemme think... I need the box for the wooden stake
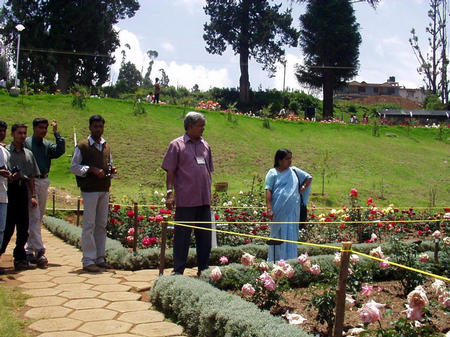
[333,242,352,337]
[132,202,139,253]
[434,239,439,264]
[76,198,81,227]
[159,220,168,276]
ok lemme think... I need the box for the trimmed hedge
[43,216,438,271]
[150,275,313,337]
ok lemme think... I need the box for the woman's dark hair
[274,148,292,168]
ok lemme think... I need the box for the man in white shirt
[70,115,116,273]
[0,120,11,275]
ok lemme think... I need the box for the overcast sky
[112,0,431,93]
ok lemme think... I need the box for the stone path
[2,228,193,337]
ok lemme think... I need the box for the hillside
[0,92,448,208]
[336,94,423,110]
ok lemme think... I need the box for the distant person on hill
[0,78,6,88]
[24,118,65,268]
[153,78,161,104]
[162,111,214,276]
[0,120,11,275]
[362,113,369,124]
[71,115,116,273]
[265,149,312,261]
[1,123,40,271]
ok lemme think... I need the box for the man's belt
[36,174,48,179]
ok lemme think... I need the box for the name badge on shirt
[196,156,206,165]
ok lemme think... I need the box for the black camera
[10,165,21,174]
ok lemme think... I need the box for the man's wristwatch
[166,189,173,195]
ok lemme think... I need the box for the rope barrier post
[132,202,139,253]
[333,241,352,337]
[434,238,439,264]
[76,198,81,227]
[52,190,56,216]
[159,219,168,276]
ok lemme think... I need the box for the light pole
[281,58,287,108]
[14,24,25,88]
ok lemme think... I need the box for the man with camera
[24,118,65,268]
[0,123,40,271]
[71,115,116,272]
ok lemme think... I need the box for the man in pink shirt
[162,112,214,276]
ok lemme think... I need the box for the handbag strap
[291,168,305,204]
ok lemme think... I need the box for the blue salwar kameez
[265,166,312,262]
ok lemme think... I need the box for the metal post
[76,198,81,227]
[159,220,168,276]
[15,33,21,87]
[52,190,56,216]
[132,203,138,252]
[333,242,352,337]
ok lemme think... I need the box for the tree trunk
[239,48,250,104]
[56,56,70,93]
[322,69,334,119]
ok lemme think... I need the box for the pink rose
[219,256,228,264]
[350,254,360,264]
[210,266,222,281]
[241,283,255,296]
[271,266,285,281]
[432,230,442,239]
[333,252,341,267]
[297,252,310,264]
[277,259,288,269]
[370,246,384,259]
[155,214,164,222]
[379,257,390,269]
[258,261,269,272]
[407,286,429,309]
[431,279,445,295]
[348,268,353,275]
[141,237,151,247]
[370,233,378,242]
[285,265,295,279]
[358,300,385,324]
[126,235,134,242]
[403,305,424,321]
[127,227,135,236]
[444,237,450,246]
[346,294,355,307]
[310,264,321,275]
[361,284,373,296]
[419,253,429,263]
[263,277,276,291]
[240,253,255,266]
[259,271,271,283]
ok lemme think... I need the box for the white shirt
[0,146,9,203]
[70,136,113,177]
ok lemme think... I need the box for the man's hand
[166,193,175,210]
[51,120,58,133]
[31,197,38,208]
[111,166,117,175]
[89,167,106,179]
[0,169,11,178]
[10,172,20,181]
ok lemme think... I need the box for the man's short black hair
[11,123,27,132]
[32,117,49,127]
[0,120,7,130]
[89,114,105,126]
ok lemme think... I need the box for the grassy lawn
[0,91,449,208]
[0,284,32,337]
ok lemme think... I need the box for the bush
[150,275,312,337]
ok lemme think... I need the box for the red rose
[366,198,373,205]
[350,188,358,197]
[418,230,423,236]
[215,214,219,221]
[127,210,134,218]
[339,224,346,229]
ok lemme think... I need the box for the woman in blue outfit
[265,149,312,262]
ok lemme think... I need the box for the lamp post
[14,24,25,88]
[281,58,287,108]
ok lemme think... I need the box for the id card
[196,156,206,165]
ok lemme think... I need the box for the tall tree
[203,0,299,105]
[296,0,361,119]
[0,0,139,92]
[143,49,158,86]
[117,61,142,88]
[159,68,169,87]
[409,0,448,104]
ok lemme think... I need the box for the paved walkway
[2,227,193,337]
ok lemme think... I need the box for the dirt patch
[0,254,23,287]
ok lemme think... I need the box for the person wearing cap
[24,118,65,268]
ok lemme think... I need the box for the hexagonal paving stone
[52,276,87,284]
[78,320,132,335]
[22,288,62,297]
[26,296,67,307]
[64,298,109,310]
[118,310,165,324]
[68,308,117,322]
[106,300,150,313]
[122,272,159,282]
[28,317,82,332]
[99,292,141,302]
[130,322,183,337]
[54,283,93,291]
[21,281,57,289]
[100,334,142,337]
[25,306,73,319]
[59,289,101,299]
[122,282,151,291]
[17,274,53,282]
[85,277,121,285]
[37,332,92,337]
[91,284,131,292]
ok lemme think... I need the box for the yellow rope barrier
[168,220,450,283]
[167,219,446,224]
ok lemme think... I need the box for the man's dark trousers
[173,205,211,275]
[0,182,29,262]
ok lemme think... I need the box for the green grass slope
[0,92,449,207]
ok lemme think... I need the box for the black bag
[292,169,308,225]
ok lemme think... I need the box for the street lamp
[14,24,25,88]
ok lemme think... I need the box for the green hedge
[150,275,312,337]
[43,216,437,271]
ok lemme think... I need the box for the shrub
[150,275,313,337]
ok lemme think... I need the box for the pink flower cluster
[210,266,222,281]
[358,300,385,324]
[297,252,321,275]
[241,252,256,266]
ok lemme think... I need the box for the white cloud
[273,53,309,92]
[162,42,175,53]
[174,0,205,14]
